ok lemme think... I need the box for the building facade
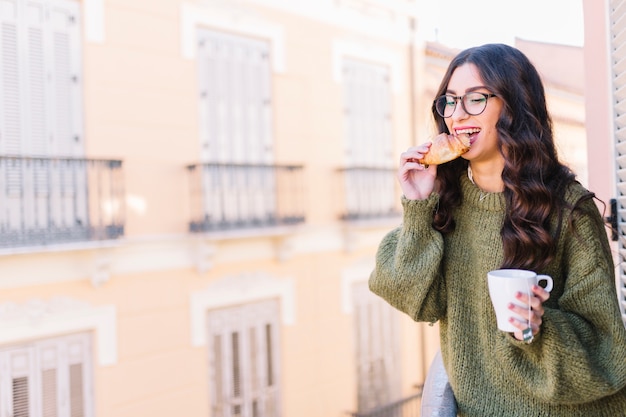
[0,0,436,416]
[0,0,603,416]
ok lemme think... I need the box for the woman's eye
[468,96,486,104]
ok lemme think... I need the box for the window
[0,333,93,417]
[352,281,401,411]
[0,0,90,244]
[197,29,273,165]
[207,299,281,417]
[192,29,298,232]
[340,58,397,220]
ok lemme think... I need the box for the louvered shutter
[0,333,92,417]
[0,0,85,237]
[197,29,273,164]
[342,58,393,167]
[352,281,401,412]
[47,0,87,233]
[0,0,25,231]
[342,59,395,217]
[207,300,281,417]
[611,0,626,322]
[0,0,23,155]
[197,30,276,226]
[0,348,36,417]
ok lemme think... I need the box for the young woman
[369,43,626,416]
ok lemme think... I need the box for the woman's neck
[467,162,504,193]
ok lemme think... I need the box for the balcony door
[352,281,401,412]
[197,29,273,165]
[196,29,278,229]
[341,58,396,219]
[0,0,87,245]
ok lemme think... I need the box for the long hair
[431,43,591,271]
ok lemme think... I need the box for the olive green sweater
[369,175,626,416]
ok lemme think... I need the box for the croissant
[418,133,470,166]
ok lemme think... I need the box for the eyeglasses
[434,92,497,118]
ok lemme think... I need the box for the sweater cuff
[400,193,439,234]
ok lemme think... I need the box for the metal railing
[187,162,305,232]
[0,156,124,249]
[349,391,423,417]
[336,167,401,221]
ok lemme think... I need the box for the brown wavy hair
[431,43,593,271]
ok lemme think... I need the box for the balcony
[187,162,305,233]
[0,156,124,250]
[336,167,401,222]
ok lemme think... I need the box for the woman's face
[444,63,504,166]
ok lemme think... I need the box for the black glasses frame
[434,92,497,118]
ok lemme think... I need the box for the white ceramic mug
[487,269,553,332]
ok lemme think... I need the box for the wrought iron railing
[187,162,305,232]
[349,391,423,417]
[336,167,401,221]
[0,156,124,249]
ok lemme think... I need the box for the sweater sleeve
[494,197,626,405]
[368,193,447,323]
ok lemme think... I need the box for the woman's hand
[398,143,437,200]
[508,285,551,342]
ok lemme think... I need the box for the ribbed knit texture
[369,175,626,416]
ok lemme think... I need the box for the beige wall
[582,0,615,206]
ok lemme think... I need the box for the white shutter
[0,0,23,155]
[342,58,393,167]
[0,347,36,417]
[207,299,281,417]
[197,29,273,164]
[0,0,85,235]
[0,0,27,232]
[352,281,401,411]
[611,0,626,322]
[46,0,81,157]
[196,29,276,226]
[0,333,93,417]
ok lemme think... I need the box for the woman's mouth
[455,128,481,145]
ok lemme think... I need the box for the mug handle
[537,275,553,293]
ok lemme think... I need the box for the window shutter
[342,58,393,167]
[47,0,82,157]
[0,333,93,417]
[3,348,36,417]
[207,299,281,417]
[0,0,23,155]
[0,0,86,235]
[611,0,626,322]
[197,29,273,164]
[352,281,401,412]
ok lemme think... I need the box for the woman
[369,43,626,416]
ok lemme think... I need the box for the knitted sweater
[369,175,626,416]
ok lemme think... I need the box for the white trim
[242,0,414,44]
[84,0,104,43]
[190,272,295,347]
[0,298,116,366]
[180,2,285,73]
[332,39,404,93]
[341,257,375,314]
